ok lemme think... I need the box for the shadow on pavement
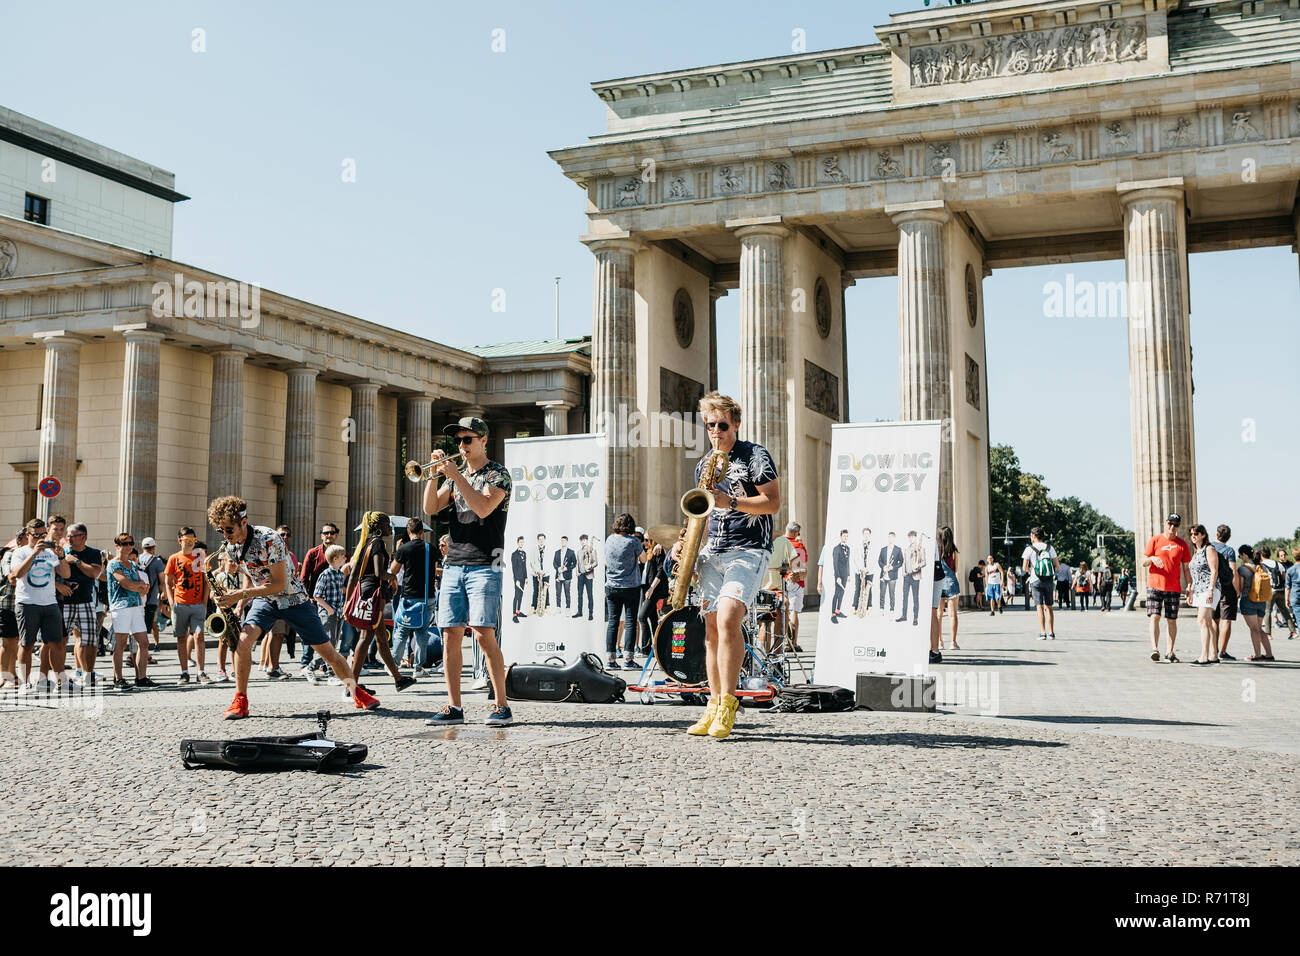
[1000,715,1220,727]
[934,657,1056,667]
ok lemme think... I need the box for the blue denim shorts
[245,598,330,645]
[695,547,769,613]
[1238,598,1267,618]
[437,565,502,630]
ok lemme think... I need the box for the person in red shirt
[1142,513,1192,663]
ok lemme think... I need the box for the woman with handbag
[390,517,437,676]
[345,512,414,692]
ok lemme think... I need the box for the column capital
[211,346,251,359]
[582,232,644,256]
[727,216,790,241]
[285,364,322,382]
[1117,177,1185,206]
[885,200,950,226]
[537,400,573,410]
[708,284,728,301]
[402,392,436,405]
[348,378,382,392]
[113,324,166,343]
[33,330,88,350]
[458,405,487,419]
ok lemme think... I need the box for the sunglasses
[121,541,135,547]
[321,530,337,536]
[219,526,238,536]
[704,421,731,432]
[455,435,477,445]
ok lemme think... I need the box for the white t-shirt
[11,545,61,605]
[1022,543,1059,583]
[985,563,1003,586]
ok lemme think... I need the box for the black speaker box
[855,672,936,713]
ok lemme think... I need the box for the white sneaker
[413,667,430,677]
[217,670,230,682]
[471,676,489,690]
[302,667,321,685]
[327,676,342,686]
[1038,633,1047,640]
[0,680,15,691]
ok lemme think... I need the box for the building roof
[465,337,591,359]
[0,105,188,203]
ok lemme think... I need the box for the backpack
[1099,567,1113,586]
[1266,561,1286,590]
[768,684,856,713]
[1030,544,1054,579]
[1248,565,1273,604]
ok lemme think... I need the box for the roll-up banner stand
[813,420,943,689]
[500,433,607,666]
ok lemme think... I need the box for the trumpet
[404,452,466,483]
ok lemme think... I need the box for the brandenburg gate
[551,0,1300,574]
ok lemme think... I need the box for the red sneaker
[223,694,249,720]
[353,686,380,711]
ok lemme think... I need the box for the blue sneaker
[485,704,513,726]
[425,705,464,726]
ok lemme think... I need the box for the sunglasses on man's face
[219,526,238,537]
[321,530,337,536]
[455,435,477,445]
[704,421,731,432]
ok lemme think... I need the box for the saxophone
[666,450,729,610]
[203,547,244,645]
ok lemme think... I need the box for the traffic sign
[38,476,60,498]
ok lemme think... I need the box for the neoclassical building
[551,0,1300,579]
[0,107,589,556]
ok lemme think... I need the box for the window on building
[24,194,50,225]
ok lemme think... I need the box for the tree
[989,444,1131,569]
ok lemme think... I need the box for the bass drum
[653,605,709,685]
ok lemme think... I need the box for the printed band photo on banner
[500,433,607,666]
[814,420,943,689]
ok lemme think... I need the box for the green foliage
[1254,528,1300,558]
[989,444,1132,569]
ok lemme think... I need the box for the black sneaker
[178,672,190,685]
[1165,653,1179,664]
[1150,651,1160,662]
[1218,652,1236,661]
[485,704,513,726]
[135,676,158,688]
[112,678,134,691]
[394,675,416,692]
[425,705,464,726]
[928,650,942,664]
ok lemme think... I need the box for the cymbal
[646,524,681,548]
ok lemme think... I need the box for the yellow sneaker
[707,693,740,739]
[686,696,719,735]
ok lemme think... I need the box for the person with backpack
[1021,528,1059,640]
[1074,562,1092,612]
[1211,524,1241,660]
[1258,546,1297,639]
[1097,560,1115,611]
[1235,545,1274,661]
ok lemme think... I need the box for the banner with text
[814,421,942,687]
[500,433,607,666]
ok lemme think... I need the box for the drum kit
[629,584,810,705]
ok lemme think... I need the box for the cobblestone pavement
[2,605,1296,865]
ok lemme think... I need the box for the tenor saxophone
[203,548,244,644]
[666,450,729,610]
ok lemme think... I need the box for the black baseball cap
[1166,514,1181,525]
[442,416,488,438]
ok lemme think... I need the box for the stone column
[840,274,855,422]
[733,219,790,527]
[708,285,726,393]
[207,349,247,503]
[1119,180,1195,590]
[346,381,382,549]
[890,202,953,531]
[402,394,434,519]
[115,327,165,539]
[283,366,319,561]
[587,237,641,526]
[539,401,572,436]
[34,332,85,521]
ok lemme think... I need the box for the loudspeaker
[855,672,936,713]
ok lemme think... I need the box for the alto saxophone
[667,450,729,610]
[203,548,244,644]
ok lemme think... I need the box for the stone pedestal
[115,327,164,538]
[207,349,247,503]
[284,367,320,559]
[588,237,641,526]
[734,220,790,527]
[891,203,954,532]
[346,381,382,549]
[403,394,434,519]
[1119,180,1195,588]
[34,332,85,521]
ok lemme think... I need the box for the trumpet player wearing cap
[671,392,780,740]
[419,416,515,726]
[206,495,380,719]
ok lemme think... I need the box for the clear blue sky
[4,0,1296,544]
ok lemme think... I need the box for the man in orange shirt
[1142,513,1191,663]
[164,527,210,683]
